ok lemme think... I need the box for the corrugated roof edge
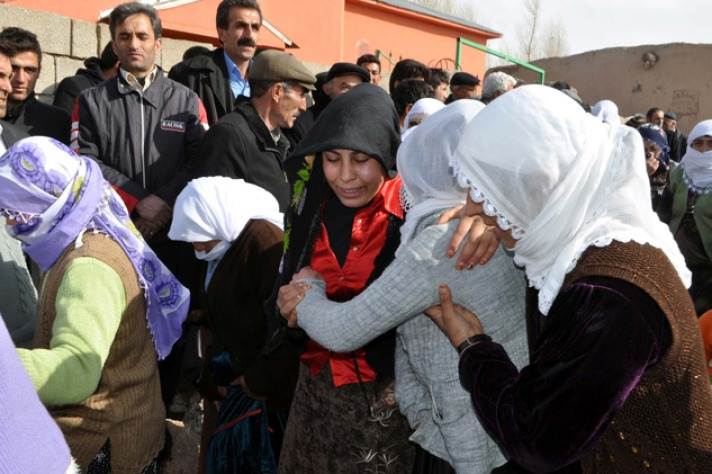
[378,0,501,36]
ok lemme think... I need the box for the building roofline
[349,0,501,39]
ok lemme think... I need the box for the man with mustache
[170,0,262,125]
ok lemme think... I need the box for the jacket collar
[234,96,288,153]
[116,66,164,108]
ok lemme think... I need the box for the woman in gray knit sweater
[278,101,529,474]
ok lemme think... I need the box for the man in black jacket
[197,50,316,212]
[52,42,118,114]
[169,0,262,125]
[0,27,71,145]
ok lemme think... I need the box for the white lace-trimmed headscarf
[591,99,620,125]
[169,177,284,248]
[397,100,485,252]
[451,85,691,315]
[679,119,712,194]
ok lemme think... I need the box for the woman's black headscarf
[265,84,402,375]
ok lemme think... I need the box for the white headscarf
[397,100,485,251]
[591,99,620,125]
[451,85,690,315]
[679,119,712,193]
[169,177,284,246]
[402,98,445,137]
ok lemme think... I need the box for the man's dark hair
[98,41,118,71]
[0,27,41,63]
[182,45,210,61]
[646,106,664,121]
[216,0,263,29]
[0,38,16,61]
[392,79,434,116]
[550,80,571,91]
[110,2,162,39]
[427,68,449,88]
[357,53,379,68]
[389,59,430,95]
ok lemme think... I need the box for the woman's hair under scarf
[591,99,619,125]
[168,177,284,245]
[397,100,485,252]
[638,124,670,165]
[680,119,712,194]
[451,85,691,315]
[0,137,189,359]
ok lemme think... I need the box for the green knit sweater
[17,257,124,405]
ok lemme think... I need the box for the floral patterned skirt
[279,362,414,474]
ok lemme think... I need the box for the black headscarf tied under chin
[265,83,402,351]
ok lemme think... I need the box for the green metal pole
[456,38,546,84]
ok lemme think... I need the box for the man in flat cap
[445,71,480,104]
[197,50,316,211]
[285,61,368,146]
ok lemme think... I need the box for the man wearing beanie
[197,50,316,211]
[286,62,369,145]
[445,71,480,104]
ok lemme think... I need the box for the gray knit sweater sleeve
[295,217,524,353]
[296,232,435,352]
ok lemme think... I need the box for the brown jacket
[35,233,164,473]
[566,242,712,472]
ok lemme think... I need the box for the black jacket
[73,68,207,205]
[197,96,292,212]
[168,49,233,126]
[0,119,29,148]
[5,95,71,145]
[52,57,106,114]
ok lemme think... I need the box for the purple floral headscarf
[0,137,188,359]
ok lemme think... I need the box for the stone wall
[490,42,712,134]
[0,4,212,102]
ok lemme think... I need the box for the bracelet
[456,333,492,356]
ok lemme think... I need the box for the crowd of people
[0,0,711,473]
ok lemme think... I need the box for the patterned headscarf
[0,137,188,359]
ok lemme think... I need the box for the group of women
[1,81,711,473]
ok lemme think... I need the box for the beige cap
[250,50,317,91]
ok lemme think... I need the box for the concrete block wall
[0,4,212,102]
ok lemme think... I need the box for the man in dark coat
[169,0,262,125]
[52,42,118,114]
[196,50,316,212]
[663,111,688,162]
[0,27,71,145]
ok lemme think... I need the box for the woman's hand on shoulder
[437,206,499,269]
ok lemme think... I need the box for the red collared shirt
[300,176,403,387]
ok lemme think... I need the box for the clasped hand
[277,266,322,328]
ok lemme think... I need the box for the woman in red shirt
[273,83,414,473]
